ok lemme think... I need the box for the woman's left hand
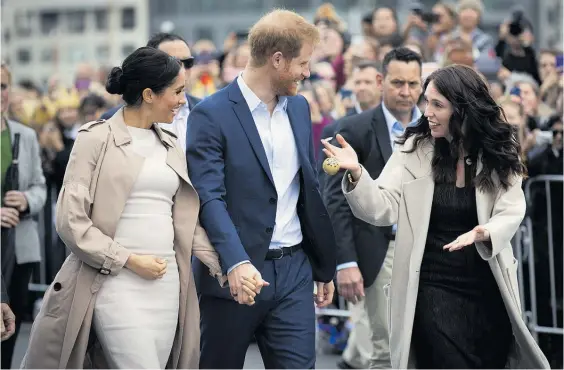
[443,225,490,252]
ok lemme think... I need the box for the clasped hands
[228,263,336,307]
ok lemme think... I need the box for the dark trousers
[199,249,316,369]
[1,263,34,369]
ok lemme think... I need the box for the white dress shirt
[159,98,190,152]
[336,103,421,271]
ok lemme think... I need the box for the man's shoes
[337,360,357,369]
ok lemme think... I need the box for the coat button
[53,282,62,291]
[269,197,277,204]
[266,227,273,234]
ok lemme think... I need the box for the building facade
[1,0,149,85]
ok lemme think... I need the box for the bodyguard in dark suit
[324,48,423,369]
[186,10,336,369]
[99,32,200,151]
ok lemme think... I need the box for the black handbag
[1,132,20,288]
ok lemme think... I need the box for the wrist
[351,164,362,181]
[125,254,138,269]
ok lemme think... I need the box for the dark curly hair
[396,64,526,192]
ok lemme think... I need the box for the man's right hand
[1,303,15,341]
[336,266,364,303]
[227,263,269,305]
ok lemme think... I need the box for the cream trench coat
[21,108,225,369]
[342,137,550,369]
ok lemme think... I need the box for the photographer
[495,10,541,85]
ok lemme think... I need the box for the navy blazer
[99,94,201,120]
[186,81,337,298]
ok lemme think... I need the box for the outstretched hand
[321,134,361,177]
[443,225,490,252]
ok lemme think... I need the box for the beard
[274,69,300,96]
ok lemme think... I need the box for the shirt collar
[381,102,421,134]
[237,73,288,113]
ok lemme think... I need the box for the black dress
[412,165,513,369]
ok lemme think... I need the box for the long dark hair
[396,65,526,192]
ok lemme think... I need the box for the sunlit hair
[397,64,527,192]
[248,9,320,67]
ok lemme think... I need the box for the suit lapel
[228,83,275,185]
[286,98,309,169]
[371,106,393,162]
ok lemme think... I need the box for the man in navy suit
[186,9,337,369]
[100,32,200,151]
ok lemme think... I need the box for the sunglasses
[1,83,7,91]
[553,129,563,137]
[179,57,194,69]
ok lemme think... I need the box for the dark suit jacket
[324,105,393,287]
[186,81,337,299]
[1,273,8,303]
[99,94,201,120]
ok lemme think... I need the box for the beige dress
[93,126,180,369]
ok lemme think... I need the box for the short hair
[147,32,188,49]
[353,60,381,73]
[106,47,182,107]
[497,95,524,117]
[79,93,108,114]
[381,47,422,76]
[248,9,320,67]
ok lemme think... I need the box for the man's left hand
[314,281,335,307]
[4,191,28,213]
[1,303,15,341]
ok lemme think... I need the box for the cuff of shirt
[227,260,250,274]
[336,262,358,271]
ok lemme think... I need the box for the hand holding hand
[227,263,269,305]
[314,281,335,307]
[125,254,168,280]
[443,225,490,252]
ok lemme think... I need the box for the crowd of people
[0,0,562,368]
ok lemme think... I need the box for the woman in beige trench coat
[21,47,259,369]
[322,65,550,369]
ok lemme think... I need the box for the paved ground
[11,323,341,369]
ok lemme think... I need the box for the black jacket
[324,105,393,287]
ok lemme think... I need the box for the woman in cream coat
[322,65,549,369]
[21,47,260,369]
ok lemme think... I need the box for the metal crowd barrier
[516,175,564,340]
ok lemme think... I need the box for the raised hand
[321,134,362,180]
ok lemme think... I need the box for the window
[122,44,135,57]
[67,10,86,33]
[40,11,59,34]
[96,45,110,62]
[40,48,55,62]
[15,10,33,37]
[17,49,31,64]
[121,7,136,30]
[94,9,108,31]
[68,47,87,63]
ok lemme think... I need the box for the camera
[508,9,527,36]
[410,2,440,24]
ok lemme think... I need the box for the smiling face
[149,68,187,123]
[274,43,313,96]
[423,80,454,139]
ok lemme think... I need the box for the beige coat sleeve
[475,175,526,260]
[192,220,227,287]
[341,149,406,227]
[55,129,131,276]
